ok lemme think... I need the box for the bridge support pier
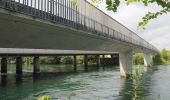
[73,55,77,72]
[84,55,88,72]
[1,57,7,75]
[16,57,22,75]
[119,51,133,78]
[144,53,151,67]
[33,57,40,74]
[96,55,101,68]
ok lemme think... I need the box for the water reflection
[1,76,7,86]
[144,66,148,72]
[0,65,169,100]
[118,79,133,100]
[15,76,23,85]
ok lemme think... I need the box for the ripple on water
[2,65,170,100]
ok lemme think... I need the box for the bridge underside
[0,7,154,77]
[0,8,139,55]
[0,48,116,56]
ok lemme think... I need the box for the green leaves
[106,0,120,12]
[138,8,170,29]
[92,0,170,29]
[36,95,51,100]
[90,0,103,7]
[106,0,113,10]
[70,0,79,7]
[126,0,136,5]
[126,65,145,100]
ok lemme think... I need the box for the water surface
[0,64,170,100]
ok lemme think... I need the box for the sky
[95,0,170,50]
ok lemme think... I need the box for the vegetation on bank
[4,55,105,65]
[133,48,170,65]
[2,49,170,66]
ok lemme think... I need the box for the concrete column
[33,57,40,74]
[1,57,7,75]
[16,57,22,75]
[119,50,133,78]
[144,53,151,67]
[96,55,101,68]
[84,55,88,72]
[73,55,77,72]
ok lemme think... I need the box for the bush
[40,56,61,64]
[152,53,165,65]
[133,53,144,65]
[76,56,84,64]
[61,56,73,64]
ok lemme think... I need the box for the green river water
[0,64,170,100]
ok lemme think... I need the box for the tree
[161,48,168,61]
[90,0,170,29]
[60,56,73,64]
[152,53,164,65]
[133,53,144,65]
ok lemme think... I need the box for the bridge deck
[0,0,158,54]
[0,48,116,56]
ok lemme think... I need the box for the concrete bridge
[0,0,158,77]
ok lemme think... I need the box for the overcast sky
[95,0,170,50]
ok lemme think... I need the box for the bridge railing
[0,0,158,52]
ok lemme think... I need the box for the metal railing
[0,0,158,52]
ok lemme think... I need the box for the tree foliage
[161,48,168,61]
[90,0,170,29]
[133,53,144,65]
[106,0,120,12]
[133,49,170,65]
[152,53,164,65]
[152,49,170,65]
[60,56,73,64]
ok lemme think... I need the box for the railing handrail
[0,0,158,52]
[85,0,157,51]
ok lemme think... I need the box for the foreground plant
[36,92,76,100]
[126,65,145,100]
[36,95,52,100]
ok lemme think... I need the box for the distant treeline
[5,55,107,65]
[133,48,170,65]
[3,49,169,66]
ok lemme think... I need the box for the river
[0,64,170,100]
